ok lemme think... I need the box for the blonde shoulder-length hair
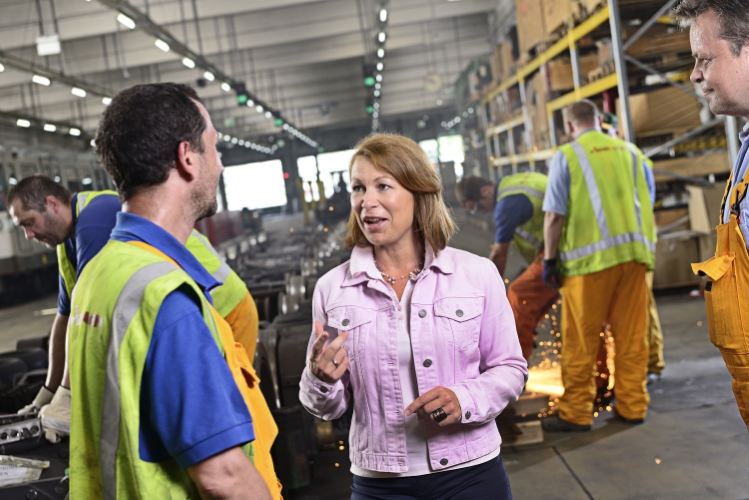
[342,133,456,255]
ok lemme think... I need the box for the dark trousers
[350,456,512,500]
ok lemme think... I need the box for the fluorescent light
[117,13,136,29]
[82,177,92,185]
[182,57,195,69]
[238,140,245,146]
[380,9,387,22]
[102,97,112,105]
[16,119,31,128]
[375,83,381,90]
[154,39,170,52]
[43,124,56,132]
[377,48,385,58]
[203,71,215,81]
[378,32,386,43]
[32,74,51,86]
[90,140,95,147]
[71,87,87,98]
[221,82,231,92]
[376,74,383,82]
[0,63,4,72]
[374,90,381,97]
[256,105,264,113]
[376,62,383,71]
[265,111,272,118]
[231,137,238,144]
[69,128,81,136]
[246,100,255,107]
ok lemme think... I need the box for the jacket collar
[341,240,453,288]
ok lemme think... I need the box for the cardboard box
[624,24,691,61]
[617,86,702,135]
[547,53,599,91]
[653,237,703,289]
[544,0,574,36]
[515,0,547,57]
[526,72,550,149]
[490,42,516,84]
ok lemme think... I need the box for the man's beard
[190,174,219,222]
[39,211,69,246]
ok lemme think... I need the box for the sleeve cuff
[174,421,256,469]
[450,384,478,424]
[301,367,339,397]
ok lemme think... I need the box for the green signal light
[366,106,374,114]
[317,146,325,153]
[275,118,284,127]
[237,94,248,104]
[364,76,376,87]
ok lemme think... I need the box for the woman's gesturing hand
[404,386,462,426]
[309,320,350,384]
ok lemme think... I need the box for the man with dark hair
[8,175,120,440]
[678,0,749,433]
[456,173,556,361]
[541,99,657,432]
[67,83,275,499]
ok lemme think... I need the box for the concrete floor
[2,213,748,499]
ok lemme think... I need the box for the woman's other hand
[309,320,350,384]
[404,386,463,426]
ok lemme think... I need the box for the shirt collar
[739,121,749,143]
[343,240,453,287]
[110,212,220,293]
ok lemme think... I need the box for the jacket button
[319,386,329,393]
[423,359,432,368]
[342,319,350,326]
[418,309,427,318]
[456,309,464,317]
[440,458,448,466]
[465,411,471,420]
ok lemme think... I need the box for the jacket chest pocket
[326,305,376,359]
[434,297,483,350]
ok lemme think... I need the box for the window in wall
[419,139,439,166]
[317,149,354,198]
[223,160,287,210]
[438,135,465,178]
[296,155,320,202]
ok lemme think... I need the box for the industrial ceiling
[0,0,497,149]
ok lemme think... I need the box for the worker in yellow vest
[456,173,558,360]
[680,1,749,433]
[67,83,278,498]
[541,100,656,432]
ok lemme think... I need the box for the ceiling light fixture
[44,124,56,132]
[221,82,231,92]
[69,128,81,136]
[246,99,255,107]
[377,48,385,58]
[379,8,388,22]
[265,111,273,119]
[102,97,112,105]
[117,13,136,29]
[203,71,215,81]
[374,90,381,97]
[376,62,383,71]
[16,119,31,128]
[71,87,87,98]
[378,32,386,43]
[376,74,383,82]
[32,74,51,86]
[256,105,264,113]
[0,63,4,72]
[182,57,195,69]
[155,39,170,52]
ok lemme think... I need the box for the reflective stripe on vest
[559,141,655,262]
[190,230,232,287]
[515,227,543,249]
[496,185,544,201]
[100,261,180,500]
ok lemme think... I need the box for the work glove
[39,387,71,444]
[18,386,55,415]
[543,258,563,289]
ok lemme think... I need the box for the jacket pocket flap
[691,253,735,280]
[434,297,483,322]
[326,306,375,330]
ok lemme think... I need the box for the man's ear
[480,185,494,197]
[175,141,198,181]
[566,121,574,136]
[45,195,61,214]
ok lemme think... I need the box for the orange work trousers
[693,174,749,433]
[507,254,560,360]
[558,261,650,426]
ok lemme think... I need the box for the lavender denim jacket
[299,244,528,473]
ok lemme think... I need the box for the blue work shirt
[494,190,534,244]
[722,122,749,248]
[58,192,121,315]
[110,212,255,469]
[543,129,656,215]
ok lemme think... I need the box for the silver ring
[331,358,339,368]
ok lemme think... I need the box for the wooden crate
[625,24,691,61]
[617,86,702,135]
[653,236,703,289]
[652,152,731,182]
[515,0,547,57]
[544,0,575,36]
[547,53,599,91]
[490,42,516,85]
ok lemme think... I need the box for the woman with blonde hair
[299,133,527,499]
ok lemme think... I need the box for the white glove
[39,387,71,444]
[18,386,55,415]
